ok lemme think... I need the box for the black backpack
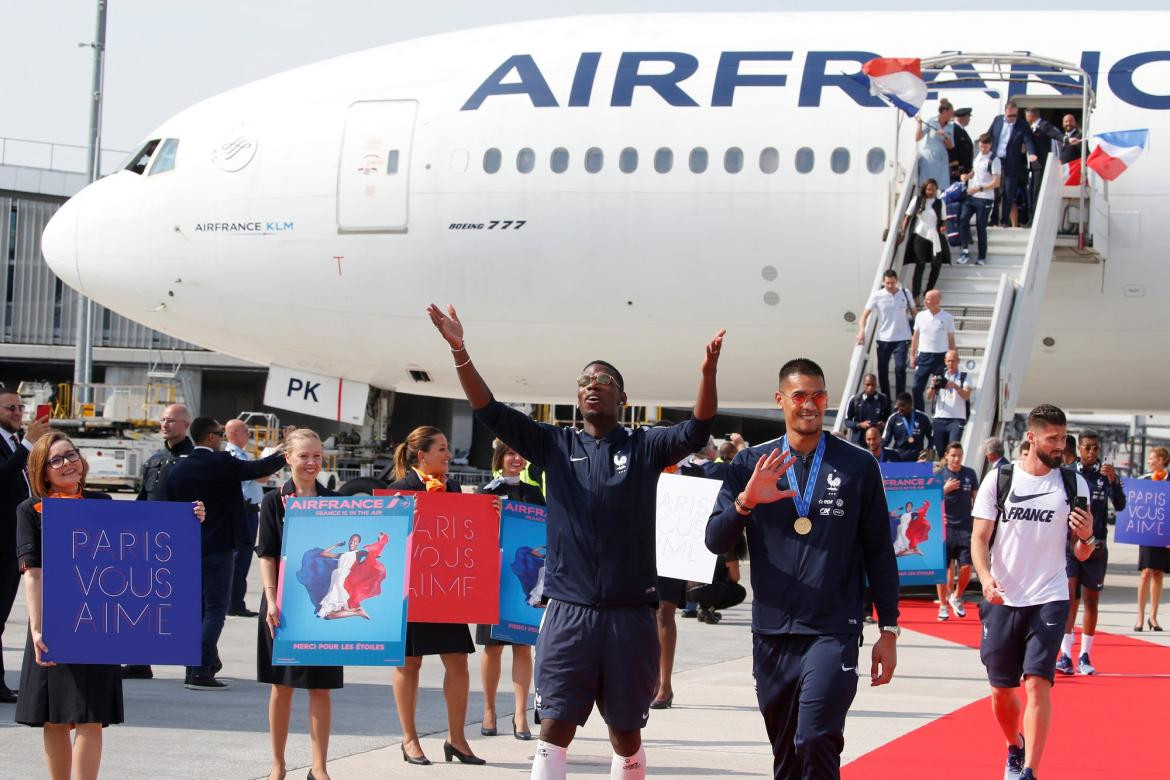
[989,463,1078,549]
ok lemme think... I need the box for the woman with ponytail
[385,426,482,766]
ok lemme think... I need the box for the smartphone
[1074,497,1089,512]
[35,403,51,420]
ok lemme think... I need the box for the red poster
[374,490,500,624]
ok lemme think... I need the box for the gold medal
[794,516,812,535]
[907,436,915,444]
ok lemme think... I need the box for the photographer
[925,350,971,455]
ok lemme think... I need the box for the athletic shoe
[975,257,987,266]
[937,603,950,621]
[948,593,966,617]
[957,249,970,264]
[185,676,228,691]
[1054,653,1074,675]
[1078,653,1096,676]
[681,609,698,618]
[1005,736,1025,778]
[1020,770,1037,780]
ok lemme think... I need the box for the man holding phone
[971,404,1093,780]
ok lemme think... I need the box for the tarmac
[1,509,1164,779]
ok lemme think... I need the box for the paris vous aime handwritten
[69,529,176,635]
[409,513,478,598]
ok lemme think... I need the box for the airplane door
[336,100,417,232]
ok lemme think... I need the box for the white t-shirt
[932,370,971,420]
[968,152,1001,200]
[906,194,941,251]
[864,287,915,342]
[914,308,955,353]
[973,467,1089,607]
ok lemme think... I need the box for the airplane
[39,12,1170,431]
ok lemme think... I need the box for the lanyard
[781,433,826,519]
[901,414,916,436]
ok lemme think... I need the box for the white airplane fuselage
[41,13,1170,412]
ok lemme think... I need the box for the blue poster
[1114,478,1170,546]
[880,463,947,586]
[273,495,412,666]
[490,500,548,645]
[41,498,201,665]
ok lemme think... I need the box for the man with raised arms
[706,358,900,779]
[971,404,1094,780]
[427,303,722,780]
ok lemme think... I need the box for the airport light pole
[73,0,106,405]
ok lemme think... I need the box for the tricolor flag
[1085,129,1149,181]
[858,58,928,117]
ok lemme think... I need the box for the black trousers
[753,633,860,779]
[0,561,19,687]
[230,504,260,611]
[908,236,941,299]
[688,581,746,611]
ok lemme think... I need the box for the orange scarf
[414,468,446,492]
[1153,470,1168,481]
[33,490,83,513]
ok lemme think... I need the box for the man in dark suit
[1059,114,1086,165]
[164,416,285,690]
[986,100,1037,227]
[949,107,975,180]
[0,388,49,702]
[1025,108,1066,224]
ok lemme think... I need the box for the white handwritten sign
[656,473,722,583]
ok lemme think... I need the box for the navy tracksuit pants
[753,633,860,780]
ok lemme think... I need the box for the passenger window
[724,147,744,174]
[794,147,814,174]
[619,147,638,173]
[148,139,179,175]
[517,147,535,174]
[483,148,501,174]
[386,149,400,174]
[866,147,886,174]
[759,147,779,174]
[654,147,673,173]
[830,147,850,174]
[550,147,569,173]
[689,147,708,173]
[124,139,160,175]
[585,147,604,174]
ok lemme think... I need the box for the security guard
[427,302,722,780]
[707,358,900,779]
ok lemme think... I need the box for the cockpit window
[149,139,179,175]
[124,139,160,175]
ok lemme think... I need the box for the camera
[930,374,949,391]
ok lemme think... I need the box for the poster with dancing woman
[272,495,413,666]
[490,499,548,645]
[880,462,946,585]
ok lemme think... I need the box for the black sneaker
[185,676,228,691]
[228,608,259,617]
[121,665,154,680]
[680,609,698,618]
[1005,735,1025,778]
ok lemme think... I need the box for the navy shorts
[945,536,972,567]
[1066,544,1108,595]
[979,600,1069,688]
[534,599,659,730]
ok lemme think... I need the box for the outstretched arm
[428,303,493,410]
[693,329,724,421]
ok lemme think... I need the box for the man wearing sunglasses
[427,303,721,780]
[0,388,50,702]
[163,417,286,691]
[706,359,899,779]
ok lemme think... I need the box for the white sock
[610,746,646,779]
[1060,633,1074,656]
[1081,633,1094,655]
[531,740,568,780]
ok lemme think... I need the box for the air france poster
[880,463,947,585]
[490,499,548,645]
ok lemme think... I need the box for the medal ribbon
[781,433,826,519]
[901,413,915,437]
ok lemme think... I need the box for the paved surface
[1,504,1164,779]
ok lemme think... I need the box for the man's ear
[774,390,784,410]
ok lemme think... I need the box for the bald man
[224,419,267,616]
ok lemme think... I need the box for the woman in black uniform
[386,426,483,765]
[257,428,341,780]
[15,432,203,780]
[476,440,544,740]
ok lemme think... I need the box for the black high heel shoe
[443,741,486,765]
[1150,618,1164,632]
[1135,622,1144,631]
[480,719,497,737]
[513,716,532,741]
[401,745,431,766]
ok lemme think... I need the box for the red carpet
[844,599,1169,778]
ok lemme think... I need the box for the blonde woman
[15,432,203,780]
[256,428,341,780]
[1136,446,1170,632]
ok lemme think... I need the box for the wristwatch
[879,625,901,638]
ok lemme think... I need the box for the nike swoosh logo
[1045,621,1058,627]
[570,456,587,462]
[841,665,856,672]
[1008,489,1056,503]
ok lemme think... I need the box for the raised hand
[702,329,726,375]
[741,448,799,508]
[427,303,465,349]
[26,415,51,442]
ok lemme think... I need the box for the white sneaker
[975,257,987,266]
[948,593,966,617]
[957,249,970,264]
[937,603,950,621]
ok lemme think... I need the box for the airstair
[833,54,1107,471]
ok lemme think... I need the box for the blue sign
[273,495,412,666]
[1114,478,1170,547]
[490,500,548,646]
[41,498,201,665]
[880,463,947,586]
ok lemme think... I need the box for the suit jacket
[986,115,1037,176]
[0,431,31,564]
[1060,128,1085,164]
[164,447,286,555]
[1029,118,1065,170]
[949,124,974,176]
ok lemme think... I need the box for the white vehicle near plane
[39,13,1169,471]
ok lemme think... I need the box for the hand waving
[427,303,465,349]
[701,329,726,375]
[741,448,799,508]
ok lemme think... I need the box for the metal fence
[0,137,129,176]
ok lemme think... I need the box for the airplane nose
[42,196,82,293]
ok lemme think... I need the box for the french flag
[858,57,928,117]
[1085,129,1149,181]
